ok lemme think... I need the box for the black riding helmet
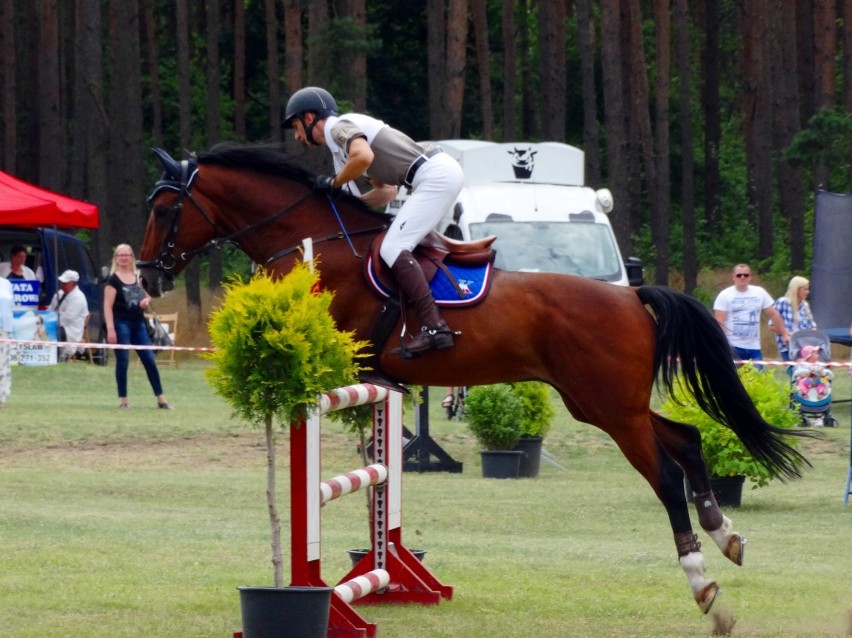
[283,87,338,144]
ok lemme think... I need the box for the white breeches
[379,152,464,266]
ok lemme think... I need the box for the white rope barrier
[0,337,213,352]
[734,359,851,369]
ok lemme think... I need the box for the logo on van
[508,147,537,179]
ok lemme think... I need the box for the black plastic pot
[480,450,522,479]
[237,585,333,638]
[684,475,745,508]
[513,436,543,478]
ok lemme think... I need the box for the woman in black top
[103,244,170,409]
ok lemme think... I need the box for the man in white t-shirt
[48,270,89,360]
[713,263,789,365]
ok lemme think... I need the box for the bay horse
[138,143,807,614]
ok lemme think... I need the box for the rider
[283,86,464,358]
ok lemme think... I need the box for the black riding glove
[314,175,343,198]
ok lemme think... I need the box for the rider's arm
[333,137,373,187]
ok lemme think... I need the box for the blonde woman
[0,277,14,407]
[771,275,816,360]
[103,244,170,409]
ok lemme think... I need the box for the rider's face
[292,114,321,147]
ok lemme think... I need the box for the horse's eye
[154,204,176,219]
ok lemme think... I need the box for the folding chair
[68,314,94,364]
[154,312,179,368]
[140,312,179,368]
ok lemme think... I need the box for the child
[792,345,833,401]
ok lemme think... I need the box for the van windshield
[469,220,623,281]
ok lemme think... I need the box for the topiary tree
[464,384,524,450]
[205,263,367,587]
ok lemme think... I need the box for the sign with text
[11,279,40,308]
[11,309,58,366]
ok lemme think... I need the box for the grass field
[1,359,851,637]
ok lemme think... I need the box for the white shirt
[713,285,774,349]
[0,278,13,333]
[0,263,37,280]
[49,285,89,355]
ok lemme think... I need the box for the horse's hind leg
[650,411,746,567]
[591,409,720,613]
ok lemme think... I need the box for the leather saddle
[366,230,497,299]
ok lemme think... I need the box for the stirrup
[391,325,455,359]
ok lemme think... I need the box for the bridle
[137,150,314,279]
[138,148,388,282]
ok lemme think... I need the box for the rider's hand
[314,175,343,198]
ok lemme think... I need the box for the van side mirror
[626,257,644,286]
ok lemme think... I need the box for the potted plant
[511,381,556,478]
[206,263,367,638]
[660,363,801,506]
[464,384,525,478]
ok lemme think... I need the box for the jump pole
[289,383,452,638]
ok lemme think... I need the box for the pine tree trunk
[471,0,494,140]
[675,0,697,294]
[501,0,516,141]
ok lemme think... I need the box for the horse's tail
[635,285,810,480]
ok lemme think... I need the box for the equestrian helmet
[283,87,338,127]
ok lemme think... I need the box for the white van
[388,140,643,286]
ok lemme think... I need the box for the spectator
[103,244,171,410]
[0,245,37,280]
[770,275,816,360]
[792,345,833,403]
[48,270,89,361]
[0,277,13,407]
[713,263,789,364]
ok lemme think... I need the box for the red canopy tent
[0,170,99,228]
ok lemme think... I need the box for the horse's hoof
[695,581,720,614]
[724,534,746,566]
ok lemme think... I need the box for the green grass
[1,361,851,637]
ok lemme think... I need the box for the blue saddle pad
[366,256,493,308]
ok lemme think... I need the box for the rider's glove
[314,175,343,198]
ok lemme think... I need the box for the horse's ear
[152,148,181,178]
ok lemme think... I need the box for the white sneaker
[812,417,824,427]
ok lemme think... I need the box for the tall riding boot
[390,250,454,358]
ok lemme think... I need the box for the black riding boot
[390,250,454,358]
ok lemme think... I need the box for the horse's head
[138,148,218,296]
[138,142,394,298]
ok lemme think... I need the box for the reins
[143,156,387,276]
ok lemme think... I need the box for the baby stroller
[788,329,836,427]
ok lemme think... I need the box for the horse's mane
[198,142,315,183]
[197,142,389,220]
